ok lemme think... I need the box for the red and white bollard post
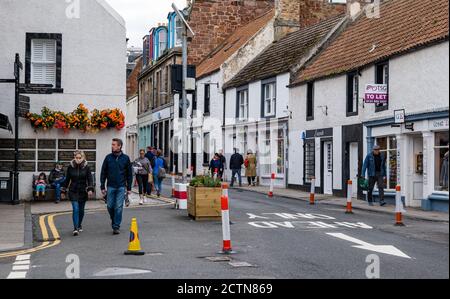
[345,180,353,214]
[219,183,235,254]
[214,168,219,180]
[395,185,405,226]
[268,173,275,197]
[171,166,176,198]
[310,177,316,205]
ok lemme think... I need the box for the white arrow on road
[326,233,411,259]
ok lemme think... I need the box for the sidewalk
[234,185,449,223]
[0,203,27,252]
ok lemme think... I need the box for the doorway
[323,141,333,195]
[349,142,359,197]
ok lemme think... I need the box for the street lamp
[172,3,195,183]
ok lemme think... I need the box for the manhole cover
[204,256,232,262]
[229,262,255,268]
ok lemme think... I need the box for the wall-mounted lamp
[317,105,328,116]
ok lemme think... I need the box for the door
[349,142,359,197]
[412,136,424,203]
[323,141,333,194]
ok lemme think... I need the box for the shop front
[364,110,449,211]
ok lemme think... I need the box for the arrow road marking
[326,233,411,259]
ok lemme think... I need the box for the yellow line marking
[39,215,49,241]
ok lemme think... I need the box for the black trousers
[368,172,385,202]
[247,176,256,185]
[136,174,149,195]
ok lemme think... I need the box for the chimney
[274,0,301,41]
[347,0,372,19]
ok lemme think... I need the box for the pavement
[0,203,27,252]
[0,184,447,279]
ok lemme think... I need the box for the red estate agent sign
[364,84,388,104]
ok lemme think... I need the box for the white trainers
[139,195,144,205]
[143,198,147,204]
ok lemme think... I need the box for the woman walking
[245,150,257,186]
[61,151,94,236]
[133,149,152,205]
[152,150,167,197]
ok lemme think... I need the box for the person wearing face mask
[61,151,94,236]
[48,161,66,204]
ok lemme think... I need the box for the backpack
[157,157,167,179]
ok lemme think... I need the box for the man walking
[218,150,226,181]
[229,148,244,187]
[101,138,133,235]
[362,145,387,206]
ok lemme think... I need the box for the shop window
[261,129,272,175]
[435,131,449,192]
[304,140,315,184]
[376,136,397,189]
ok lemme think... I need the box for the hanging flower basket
[26,104,125,133]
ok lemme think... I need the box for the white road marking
[93,267,151,277]
[7,271,27,279]
[7,255,31,279]
[247,221,373,230]
[326,232,412,259]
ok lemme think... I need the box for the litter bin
[0,172,13,203]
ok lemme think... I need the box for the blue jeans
[230,169,242,186]
[153,175,163,194]
[107,187,126,230]
[52,178,65,201]
[36,185,46,193]
[71,201,86,231]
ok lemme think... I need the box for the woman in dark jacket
[61,151,94,236]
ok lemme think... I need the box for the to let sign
[364,84,388,104]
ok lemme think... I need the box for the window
[238,89,249,121]
[306,82,314,120]
[304,140,315,184]
[203,132,211,165]
[375,62,389,112]
[375,136,397,189]
[276,128,285,174]
[204,84,210,115]
[435,131,449,192]
[262,82,276,117]
[347,73,359,115]
[25,33,62,91]
[175,16,183,47]
[159,29,167,57]
[262,129,272,175]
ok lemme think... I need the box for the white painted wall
[289,41,449,203]
[0,0,126,199]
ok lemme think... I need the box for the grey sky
[105,0,186,48]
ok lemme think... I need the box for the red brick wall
[127,57,143,99]
[299,0,346,27]
[188,0,275,65]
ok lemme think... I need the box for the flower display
[26,104,125,133]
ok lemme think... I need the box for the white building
[0,0,126,200]
[222,14,345,187]
[126,95,139,162]
[288,0,449,211]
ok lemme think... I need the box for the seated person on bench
[48,161,66,204]
[34,172,48,200]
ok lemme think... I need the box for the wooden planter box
[187,186,222,221]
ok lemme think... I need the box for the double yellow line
[0,212,67,259]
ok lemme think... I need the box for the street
[0,183,448,279]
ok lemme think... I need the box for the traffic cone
[124,218,145,255]
[345,180,354,214]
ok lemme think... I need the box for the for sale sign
[364,84,388,104]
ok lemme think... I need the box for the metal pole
[13,54,20,205]
[181,27,188,183]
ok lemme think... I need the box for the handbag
[148,173,154,183]
[358,177,369,191]
[244,159,249,168]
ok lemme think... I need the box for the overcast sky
[105,0,186,49]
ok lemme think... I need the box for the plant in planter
[188,175,223,221]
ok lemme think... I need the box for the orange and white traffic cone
[268,173,275,197]
[219,189,235,254]
[395,185,405,226]
[310,177,316,205]
[346,180,354,214]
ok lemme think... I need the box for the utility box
[0,172,13,203]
